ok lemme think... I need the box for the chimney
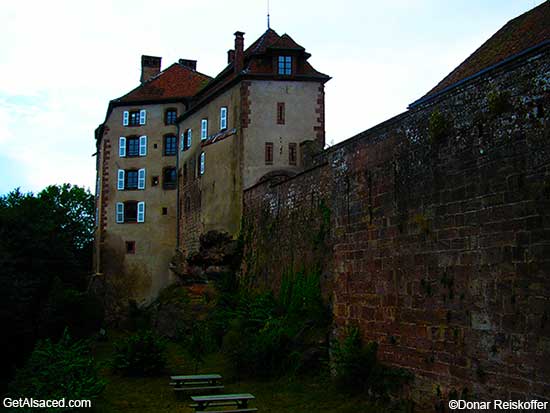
[233,31,245,73]
[227,49,235,64]
[178,59,197,71]
[140,55,161,84]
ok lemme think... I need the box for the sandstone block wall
[243,49,550,405]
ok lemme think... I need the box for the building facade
[94,29,329,303]
[177,29,330,253]
[94,57,210,304]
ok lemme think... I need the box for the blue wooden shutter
[119,137,126,157]
[220,107,227,129]
[117,169,125,190]
[116,202,124,223]
[138,168,146,189]
[123,111,129,126]
[137,202,145,223]
[200,152,205,175]
[187,129,192,149]
[139,135,147,156]
[139,109,146,125]
[201,119,207,140]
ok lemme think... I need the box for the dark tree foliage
[0,184,102,393]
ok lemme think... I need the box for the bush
[112,330,166,376]
[8,329,105,412]
[332,326,412,398]
[220,268,329,378]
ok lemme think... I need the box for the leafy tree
[0,184,100,393]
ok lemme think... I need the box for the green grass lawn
[92,332,409,413]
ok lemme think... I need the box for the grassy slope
[92,333,407,413]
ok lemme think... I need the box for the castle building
[94,57,211,302]
[94,29,329,303]
[177,29,330,253]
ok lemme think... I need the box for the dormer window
[278,56,292,75]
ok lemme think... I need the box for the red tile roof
[114,63,211,104]
[418,1,550,103]
[187,29,329,114]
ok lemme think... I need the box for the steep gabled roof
[183,28,330,118]
[412,1,550,107]
[114,63,212,104]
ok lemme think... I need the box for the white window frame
[137,201,145,223]
[119,137,126,157]
[201,119,208,140]
[116,202,124,223]
[139,135,147,156]
[117,169,125,190]
[220,107,227,130]
[139,109,147,125]
[123,111,129,126]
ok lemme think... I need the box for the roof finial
[267,0,270,29]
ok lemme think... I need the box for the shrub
[8,329,105,412]
[332,326,412,398]
[112,330,166,376]
[428,109,449,144]
[220,268,329,378]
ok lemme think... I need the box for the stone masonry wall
[242,48,550,408]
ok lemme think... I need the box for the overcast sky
[0,0,543,194]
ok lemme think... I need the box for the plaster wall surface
[96,102,185,303]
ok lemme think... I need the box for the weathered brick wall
[243,48,550,407]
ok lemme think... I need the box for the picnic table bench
[190,393,257,413]
[170,374,224,393]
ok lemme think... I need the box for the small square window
[165,109,177,125]
[152,176,159,186]
[125,241,136,254]
[128,111,140,126]
[154,143,158,149]
[162,207,168,215]
[278,56,292,75]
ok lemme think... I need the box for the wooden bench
[190,393,256,412]
[195,409,257,413]
[170,374,223,394]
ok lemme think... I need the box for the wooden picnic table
[190,393,256,412]
[170,374,224,393]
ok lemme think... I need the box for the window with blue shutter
[123,111,129,126]
[220,107,227,129]
[201,119,208,140]
[137,202,145,223]
[139,109,147,125]
[139,135,147,156]
[187,129,192,149]
[117,170,125,190]
[200,152,205,175]
[116,202,124,223]
[138,169,146,189]
[119,137,126,157]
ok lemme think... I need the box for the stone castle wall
[242,48,550,405]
